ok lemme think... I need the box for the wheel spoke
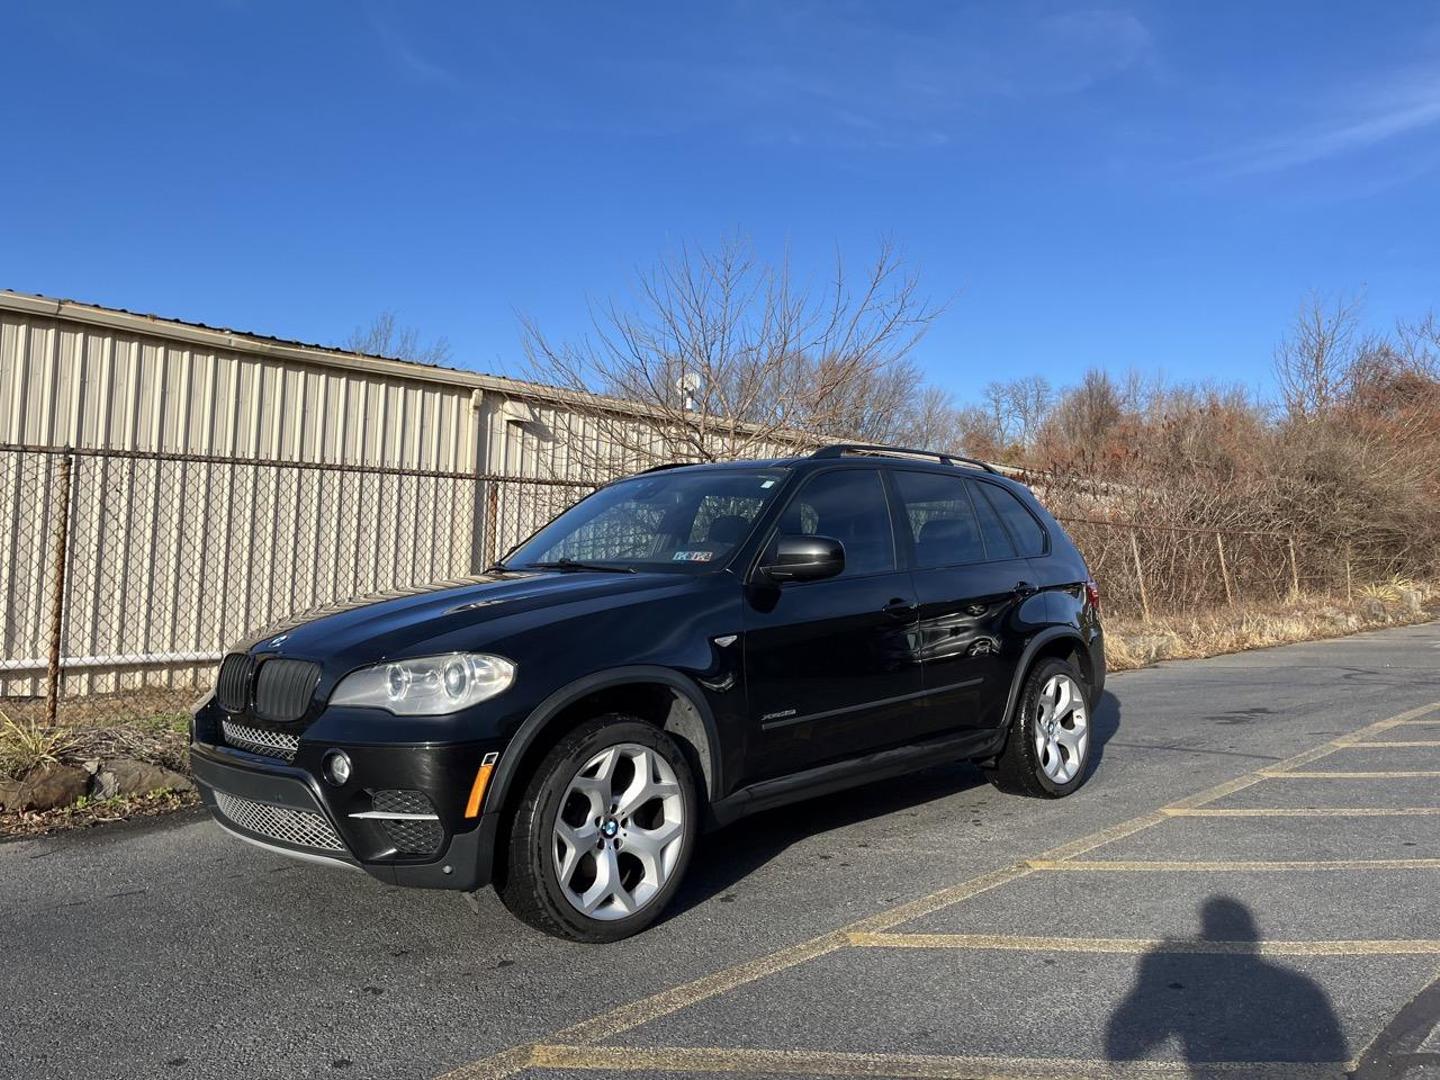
[554,820,599,885]
[615,750,681,818]
[624,818,682,882]
[1053,678,1074,721]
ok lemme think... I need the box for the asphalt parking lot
[3,622,1440,1080]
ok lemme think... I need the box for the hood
[237,570,687,666]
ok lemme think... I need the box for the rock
[1361,597,1388,621]
[91,758,194,799]
[0,762,90,812]
[1397,588,1424,616]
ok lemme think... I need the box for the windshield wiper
[525,559,638,574]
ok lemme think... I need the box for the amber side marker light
[464,752,500,818]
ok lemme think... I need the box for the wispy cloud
[365,4,462,90]
[1208,72,1440,177]
[644,6,1158,150]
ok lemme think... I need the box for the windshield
[506,468,789,573]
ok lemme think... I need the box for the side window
[893,471,987,568]
[777,469,894,577]
[968,481,1018,560]
[977,483,1048,558]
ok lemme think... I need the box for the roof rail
[637,461,692,474]
[809,443,999,475]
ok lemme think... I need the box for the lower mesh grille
[214,791,344,852]
[369,789,443,855]
[379,817,444,855]
[221,720,300,761]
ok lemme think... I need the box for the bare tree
[1274,291,1363,421]
[345,311,453,366]
[981,375,1054,453]
[518,236,944,480]
[1049,368,1126,447]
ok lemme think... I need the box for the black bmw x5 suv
[192,444,1104,940]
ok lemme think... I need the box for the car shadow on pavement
[1106,896,1346,1072]
[669,689,1123,918]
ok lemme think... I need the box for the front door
[742,467,922,781]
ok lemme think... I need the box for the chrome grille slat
[220,720,300,761]
[214,791,344,852]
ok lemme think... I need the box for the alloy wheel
[1033,673,1089,784]
[552,742,685,920]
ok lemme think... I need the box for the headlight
[330,653,516,716]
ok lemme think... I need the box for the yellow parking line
[1028,858,1440,872]
[435,699,1440,1080]
[1343,740,1440,748]
[1259,770,1440,779]
[526,1043,1354,1079]
[1162,807,1440,817]
[845,932,1440,955]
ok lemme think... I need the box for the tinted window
[893,472,987,568]
[978,483,1047,558]
[969,481,1018,560]
[778,469,894,576]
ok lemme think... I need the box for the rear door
[891,470,1048,736]
[741,467,922,780]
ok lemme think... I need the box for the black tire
[495,714,698,942]
[983,656,1092,798]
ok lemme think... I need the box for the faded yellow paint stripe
[1259,770,1440,779]
[1162,806,1440,817]
[1343,740,1440,748]
[845,932,1440,955]
[528,1043,1355,1079]
[434,699,1440,1080]
[1029,858,1440,872]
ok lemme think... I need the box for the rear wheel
[984,657,1092,798]
[497,715,697,941]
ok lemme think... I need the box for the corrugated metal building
[0,291,635,703]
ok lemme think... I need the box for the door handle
[882,598,918,618]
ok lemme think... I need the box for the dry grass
[1104,587,1437,670]
[0,711,82,779]
[0,709,189,782]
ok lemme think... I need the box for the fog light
[322,750,352,786]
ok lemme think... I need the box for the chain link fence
[0,443,1398,731]
[1,445,592,728]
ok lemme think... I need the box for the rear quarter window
[976,483,1048,558]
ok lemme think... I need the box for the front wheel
[984,657,1092,798]
[497,715,697,941]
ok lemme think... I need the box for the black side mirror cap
[762,535,845,583]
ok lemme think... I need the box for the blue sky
[3,1,1439,403]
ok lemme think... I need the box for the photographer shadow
[1106,896,1346,1071]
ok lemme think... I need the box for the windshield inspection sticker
[672,550,714,562]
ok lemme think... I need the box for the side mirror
[762,535,845,583]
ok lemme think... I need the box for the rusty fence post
[45,450,76,727]
[1129,528,1152,622]
[1215,531,1235,609]
[1287,537,1301,601]
[1345,543,1353,602]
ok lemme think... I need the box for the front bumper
[190,739,501,892]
